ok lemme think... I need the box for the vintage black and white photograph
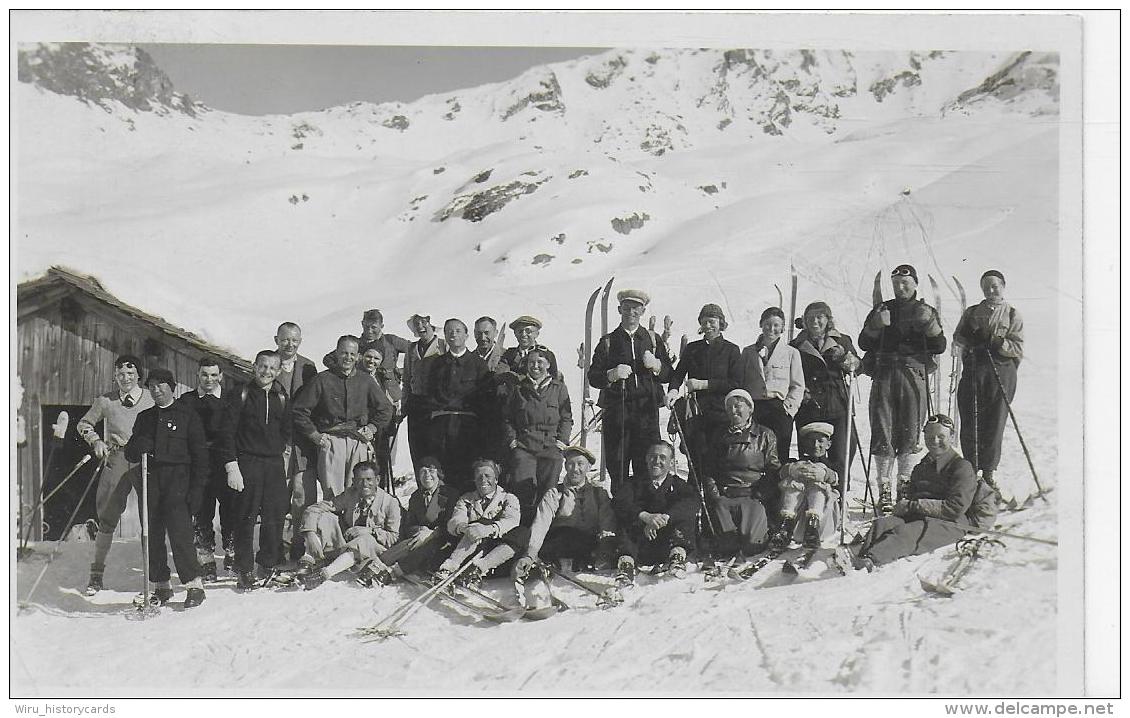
[10,10,1106,700]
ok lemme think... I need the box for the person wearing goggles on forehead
[858,264,947,514]
[76,355,155,595]
[952,270,1025,488]
[850,414,980,571]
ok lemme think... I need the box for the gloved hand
[463,523,494,541]
[685,378,708,392]
[225,461,245,492]
[345,526,370,541]
[642,350,661,373]
[92,440,111,460]
[514,555,537,579]
[874,304,891,327]
[607,364,633,382]
[704,480,721,502]
[665,389,680,408]
[405,526,433,548]
[824,343,846,361]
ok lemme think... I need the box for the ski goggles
[891,266,915,277]
[925,414,955,430]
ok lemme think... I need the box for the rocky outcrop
[17,42,200,116]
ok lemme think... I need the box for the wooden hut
[16,266,253,541]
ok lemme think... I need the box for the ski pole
[668,395,718,538]
[20,456,108,608]
[19,453,95,552]
[928,516,1056,546]
[140,454,151,610]
[985,353,1048,502]
[839,374,855,545]
[360,551,481,638]
[972,351,980,473]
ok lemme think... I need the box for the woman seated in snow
[770,422,840,550]
[700,389,780,559]
[297,461,401,590]
[851,414,975,570]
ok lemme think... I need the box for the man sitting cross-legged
[431,459,523,590]
[298,461,401,590]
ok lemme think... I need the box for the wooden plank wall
[17,292,250,541]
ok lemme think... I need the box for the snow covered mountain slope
[13,43,1065,696]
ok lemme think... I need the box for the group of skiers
[70,264,1023,608]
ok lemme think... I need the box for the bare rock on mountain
[433,175,551,223]
[18,42,200,116]
[501,72,565,120]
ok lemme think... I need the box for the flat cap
[509,315,543,330]
[798,422,835,439]
[562,445,597,465]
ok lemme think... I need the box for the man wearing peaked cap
[502,314,559,380]
[588,287,673,496]
[858,263,947,515]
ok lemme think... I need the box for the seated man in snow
[377,457,459,582]
[771,422,841,550]
[701,389,780,559]
[298,461,401,589]
[612,441,699,585]
[852,414,980,570]
[512,445,616,581]
[431,459,523,590]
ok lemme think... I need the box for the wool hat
[980,269,1006,285]
[145,368,176,389]
[509,315,543,330]
[798,422,835,439]
[617,289,650,307]
[759,306,786,325]
[562,445,597,465]
[891,264,919,283]
[698,303,726,323]
[724,389,754,408]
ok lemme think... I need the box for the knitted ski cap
[759,306,786,325]
[980,269,1006,285]
[803,301,833,319]
[698,303,726,323]
[798,422,835,439]
[145,368,176,389]
[891,264,919,283]
[562,445,597,465]
[617,289,650,307]
[724,389,755,408]
[509,315,543,330]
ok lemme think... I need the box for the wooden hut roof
[17,265,253,375]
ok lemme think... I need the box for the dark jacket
[702,421,781,498]
[668,336,742,425]
[402,483,459,534]
[217,382,292,464]
[790,329,861,420]
[588,325,674,407]
[291,369,394,442]
[124,403,209,503]
[277,354,318,470]
[503,376,573,453]
[176,390,227,450]
[613,472,700,530]
[858,295,947,371]
[403,335,447,407]
[902,449,977,524]
[425,350,490,416]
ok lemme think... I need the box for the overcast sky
[139,44,601,115]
